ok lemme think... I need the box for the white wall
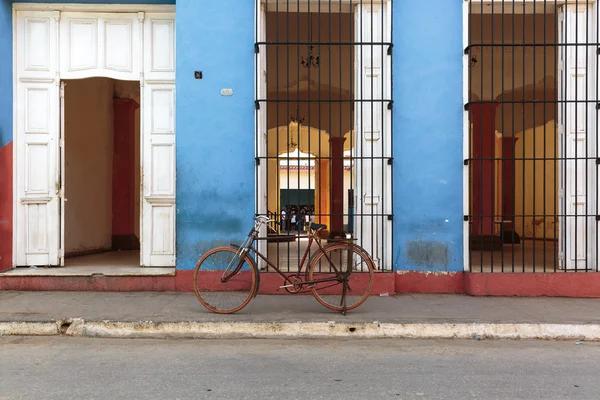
[64,78,115,254]
[280,169,315,190]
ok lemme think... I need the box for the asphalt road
[0,337,597,399]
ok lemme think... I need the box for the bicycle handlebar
[254,215,279,227]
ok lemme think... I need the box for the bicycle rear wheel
[193,246,258,314]
[307,243,375,312]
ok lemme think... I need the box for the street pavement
[0,336,597,399]
[2,291,600,339]
[2,291,600,324]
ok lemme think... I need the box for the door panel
[558,4,597,270]
[141,13,176,267]
[141,83,176,267]
[15,12,60,267]
[353,3,392,270]
[59,12,141,81]
[255,2,267,269]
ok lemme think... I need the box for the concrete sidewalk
[2,291,600,340]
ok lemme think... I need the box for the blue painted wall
[3,0,466,273]
[392,0,463,272]
[0,0,10,149]
[175,0,256,270]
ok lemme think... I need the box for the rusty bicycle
[193,215,375,315]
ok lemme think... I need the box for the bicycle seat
[310,223,327,231]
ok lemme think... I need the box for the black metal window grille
[254,0,393,272]
[466,0,599,273]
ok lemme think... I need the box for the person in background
[290,210,296,234]
[298,207,306,233]
[280,207,287,232]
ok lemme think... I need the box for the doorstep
[0,266,176,277]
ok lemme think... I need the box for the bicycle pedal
[278,284,295,289]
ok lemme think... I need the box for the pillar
[470,102,501,249]
[112,98,139,250]
[316,159,330,230]
[329,137,346,237]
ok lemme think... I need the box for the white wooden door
[353,2,392,270]
[256,2,268,268]
[59,12,141,81]
[557,4,598,270]
[59,81,66,267]
[15,12,61,267]
[141,13,176,267]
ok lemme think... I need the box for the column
[470,102,501,249]
[112,98,139,250]
[329,137,346,237]
[316,159,330,230]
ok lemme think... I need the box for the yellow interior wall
[470,12,558,240]
[513,120,557,239]
[494,134,503,230]
[267,159,279,214]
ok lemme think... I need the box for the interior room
[63,78,141,270]
[468,6,559,272]
[263,10,356,271]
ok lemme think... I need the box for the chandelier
[300,16,320,68]
[301,46,320,68]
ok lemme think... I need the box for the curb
[2,320,600,340]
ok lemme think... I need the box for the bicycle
[193,215,375,315]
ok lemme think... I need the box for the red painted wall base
[2,270,600,297]
[0,271,396,294]
[0,141,13,273]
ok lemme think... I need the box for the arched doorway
[13,7,176,270]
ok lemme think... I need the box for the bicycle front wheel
[193,246,258,314]
[307,243,375,312]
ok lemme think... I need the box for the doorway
[465,1,598,272]
[255,1,393,272]
[12,7,176,270]
[62,78,141,268]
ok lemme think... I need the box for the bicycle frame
[232,217,346,291]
